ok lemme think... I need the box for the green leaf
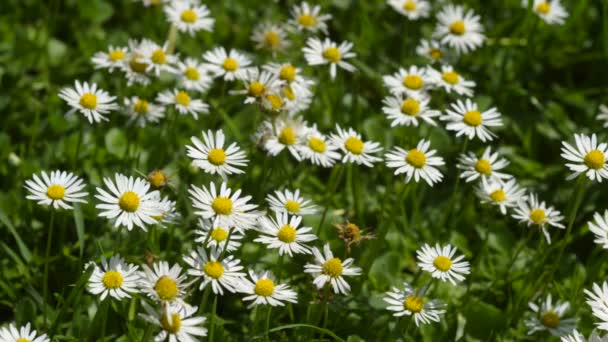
[368,251,401,289]
[47,38,67,66]
[463,298,506,339]
[0,207,32,262]
[73,204,85,258]
[104,128,127,157]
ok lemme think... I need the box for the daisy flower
[186,129,248,178]
[263,63,313,87]
[433,4,485,54]
[441,99,502,142]
[230,68,281,104]
[153,195,180,227]
[382,66,433,96]
[266,188,317,216]
[526,0,568,25]
[416,39,444,63]
[457,146,511,183]
[381,93,440,127]
[0,323,49,342]
[164,1,214,36]
[95,173,163,231]
[597,104,608,128]
[289,1,332,34]
[298,126,341,167]
[140,302,207,341]
[156,88,209,119]
[122,96,165,127]
[174,57,214,93]
[416,243,470,285]
[259,117,308,160]
[304,244,362,295]
[24,170,87,209]
[189,182,259,231]
[331,125,383,167]
[303,38,356,80]
[383,282,446,326]
[255,212,317,257]
[283,84,313,114]
[58,80,118,123]
[87,255,139,301]
[428,64,476,97]
[251,22,290,53]
[124,40,151,86]
[525,294,576,336]
[147,169,170,189]
[260,92,289,113]
[589,210,608,249]
[385,139,445,186]
[388,0,431,20]
[183,246,245,295]
[476,178,526,215]
[512,193,564,244]
[194,219,243,253]
[561,330,585,342]
[91,45,128,72]
[140,261,188,303]
[240,270,298,307]
[136,39,177,76]
[560,133,608,182]
[202,47,252,81]
[585,281,608,331]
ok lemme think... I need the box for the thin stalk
[264,306,272,342]
[43,209,56,329]
[209,295,218,342]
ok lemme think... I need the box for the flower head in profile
[0,323,50,342]
[140,302,207,341]
[561,133,608,182]
[203,47,252,81]
[382,93,440,127]
[385,139,445,186]
[584,281,608,331]
[251,22,290,53]
[87,255,140,300]
[387,0,431,20]
[122,96,165,127]
[416,243,470,285]
[186,129,248,178]
[476,178,526,215]
[383,282,446,326]
[157,89,209,120]
[433,4,485,54]
[25,170,87,210]
[416,40,444,63]
[58,80,118,123]
[266,188,317,216]
[240,270,298,307]
[428,64,476,97]
[289,2,332,34]
[297,125,341,168]
[194,219,243,253]
[183,246,245,295]
[512,193,564,244]
[255,212,317,257]
[331,125,383,167]
[525,294,576,336]
[303,38,356,80]
[588,210,608,249]
[441,99,502,142]
[91,45,128,72]
[597,105,608,128]
[457,146,511,183]
[174,57,214,93]
[304,244,362,295]
[164,1,214,36]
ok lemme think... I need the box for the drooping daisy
[87,255,140,300]
[164,1,214,36]
[194,219,243,253]
[597,105,608,128]
[561,133,608,182]
[124,40,151,86]
[260,117,308,160]
[140,261,188,303]
[512,193,564,244]
[433,4,485,54]
[152,195,180,227]
[183,246,245,295]
[584,281,608,331]
[240,270,298,307]
[91,45,128,72]
[58,80,119,123]
[122,96,165,127]
[383,282,446,326]
[156,88,209,119]
[95,173,163,231]
[304,244,362,295]
[428,64,476,97]
[186,129,248,178]
[136,39,177,76]
[189,182,259,231]
[525,0,568,25]
[416,39,445,63]
[174,57,214,93]
[140,302,207,341]
[388,0,431,20]
[588,210,608,249]
[255,212,317,257]
[476,178,526,215]
[303,38,356,80]
[0,323,50,342]
[230,68,281,104]
[260,92,289,113]
[382,66,433,96]
[381,93,440,127]
[251,22,290,53]
[202,47,252,81]
[416,243,470,285]
[24,170,87,209]
[441,99,502,142]
[331,125,383,167]
[298,126,341,168]
[457,146,511,183]
[385,139,445,186]
[525,294,576,337]
[266,188,317,216]
[289,2,332,34]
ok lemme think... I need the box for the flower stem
[264,305,272,342]
[43,209,55,329]
[209,295,218,342]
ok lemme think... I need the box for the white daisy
[416,243,470,285]
[122,96,165,127]
[428,64,476,97]
[382,66,433,96]
[259,92,289,113]
[331,125,383,167]
[153,195,180,227]
[58,80,118,123]
[266,188,317,216]
[140,302,207,341]
[381,93,440,127]
[123,40,152,86]
[186,129,248,178]
[476,178,526,215]
[91,45,128,72]
[283,83,313,115]
[304,244,362,295]
[525,294,576,336]
[441,99,502,142]
[156,88,209,119]
[183,246,245,295]
[202,47,252,81]
[457,146,511,183]
[136,39,177,76]
[561,330,585,342]
[597,105,608,128]
[385,139,445,186]
[561,133,608,182]
[194,219,243,253]
[383,282,446,326]
[303,38,356,80]
[433,4,485,54]
[255,212,317,257]
[263,63,314,88]
[174,57,214,93]
[230,68,281,104]
[24,170,87,210]
[240,270,298,307]
[526,0,568,25]
[298,126,341,168]
[589,210,608,249]
[87,255,139,301]
[251,22,290,53]
[164,1,214,36]
[585,281,608,331]
[140,261,188,303]
[289,1,332,34]
[512,193,565,244]
[388,0,431,20]
[0,323,49,342]
[259,117,308,160]
[95,173,163,231]
[416,39,445,63]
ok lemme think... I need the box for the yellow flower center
[180,9,197,23]
[406,149,426,168]
[536,3,551,14]
[118,191,140,212]
[208,148,226,166]
[16,339,32,342]
[284,86,296,100]
[450,20,466,35]
[79,93,97,109]
[433,256,452,272]
[403,75,423,90]
[279,127,297,145]
[204,261,224,279]
[108,50,125,61]
[529,208,546,225]
[401,98,420,116]
[151,49,166,65]
[475,159,492,175]
[212,197,233,215]
[322,47,341,63]
[298,14,316,27]
[541,311,560,328]
[429,48,442,60]
[102,270,123,289]
[160,313,181,334]
[129,54,147,73]
[284,200,301,213]
[174,91,190,106]
[133,99,149,114]
[345,136,364,155]
[344,223,361,241]
[210,227,228,242]
[584,150,605,170]
[403,1,416,11]
[184,67,200,80]
[322,258,343,277]
[223,57,239,71]
[154,276,178,301]
[265,31,281,48]
[266,94,284,109]
[490,189,506,202]
[403,295,424,313]
[148,170,168,188]
[254,279,275,297]
[463,110,482,127]
[248,81,266,97]
[277,224,297,243]
[46,184,65,200]
[442,71,460,85]
[279,65,296,82]
[308,137,326,153]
